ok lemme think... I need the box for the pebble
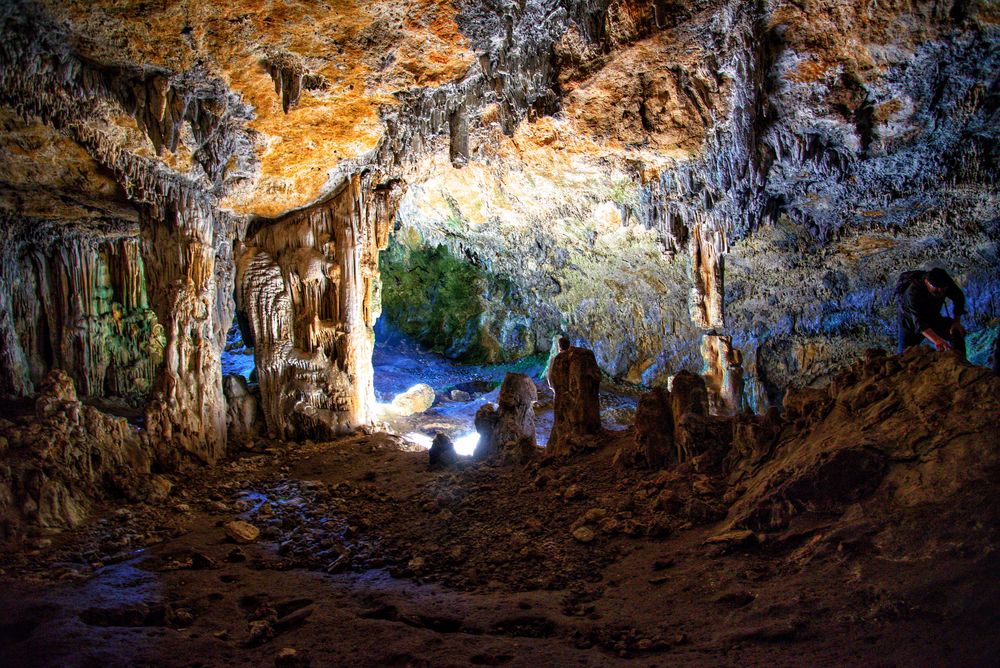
[225,520,260,544]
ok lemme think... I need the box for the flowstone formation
[0,220,163,399]
[237,173,402,439]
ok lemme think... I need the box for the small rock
[572,526,596,543]
[148,475,173,501]
[191,551,217,569]
[564,484,584,500]
[580,508,608,523]
[408,556,427,572]
[275,647,311,668]
[247,619,274,646]
[225,520,260,544]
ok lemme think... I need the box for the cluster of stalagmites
[0,370,165,542]
[456,344,998,549]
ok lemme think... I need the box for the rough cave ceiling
[0,0,997,411]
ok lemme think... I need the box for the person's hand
[950,321,965,337]
[935,339,953,352]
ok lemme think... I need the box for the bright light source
[403,432,433,449]
[453,432,479,457]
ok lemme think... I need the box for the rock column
[141,198,234,465]
[547,347,603,456]
[237,173,400,439]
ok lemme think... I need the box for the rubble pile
[0,370,154,542]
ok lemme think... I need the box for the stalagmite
[701,334,745,416]
[473,372,538,463]
[547,347,603,456]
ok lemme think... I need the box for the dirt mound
[724,347,1000,537]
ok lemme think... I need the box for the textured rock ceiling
[0,0,749,220]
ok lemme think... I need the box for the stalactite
[688,219,727,331]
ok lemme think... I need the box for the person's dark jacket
[897,270,965,335]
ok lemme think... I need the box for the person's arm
[944,276,966,319]
[921,328,952,351]
[936,274,966,336]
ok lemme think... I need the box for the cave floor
[2,434,997,668]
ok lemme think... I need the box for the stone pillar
[701,334,745,416]
[237,173,401,439]
[141,198,234,465]
[614,387,675,470]
[547,346,603,456]
[670,370,709,463]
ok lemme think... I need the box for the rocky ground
[2,348,999,667]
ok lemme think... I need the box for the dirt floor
[2,430,998,668]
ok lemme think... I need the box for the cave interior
[0,1,999,666]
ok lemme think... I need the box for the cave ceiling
[0,0,765,223]
[1,0,995,228]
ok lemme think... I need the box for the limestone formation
[701,334,746,416]
[141,198,238,466]
[614,387,674,470]
[0,225,163,400]
[0,369,152,540]
[472,403,499,461]
[472,372,537,464]
[236,174,402,439]
[547,348,603,456]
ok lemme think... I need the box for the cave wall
[0,221,163,400]
[237,173,401,440]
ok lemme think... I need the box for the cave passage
[371,318,637,452]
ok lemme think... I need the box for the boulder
[389,383,436,416]
[547,347,603,456]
